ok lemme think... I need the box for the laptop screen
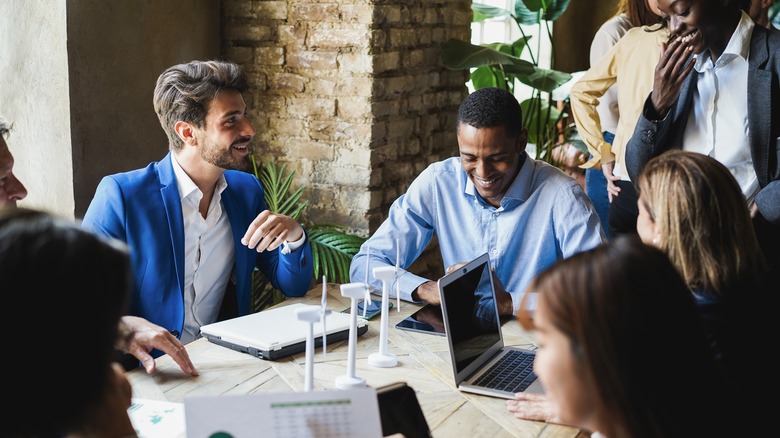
[440,255,502,373]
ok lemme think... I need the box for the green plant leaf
[441,39,534,72]
[511,36,532,58]
[515,0,571,23]
[515,67,572,93]
[543,0,572,21]
[308,224,366,283]
[470,66,505,90]
[472,3,511,22]
[514,0,542,25]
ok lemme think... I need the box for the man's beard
[200,137,252,172]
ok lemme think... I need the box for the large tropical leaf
[255,157,308,219]
[472,3,511,23]
[514,0,542,25]
[308,224,366,284]
[514,0,571,24]
[441,39,535,72]
[514,67,572,93]
[470,65,508,90]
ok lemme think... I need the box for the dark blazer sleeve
[625,71,697,182]
[750,26,780,224]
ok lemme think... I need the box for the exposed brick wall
[221,0,471,278]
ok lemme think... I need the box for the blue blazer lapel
[158,153,187,296]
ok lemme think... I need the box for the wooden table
[128,284,588,438]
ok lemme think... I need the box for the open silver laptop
[438,253,544,399]
[200,303,367,360]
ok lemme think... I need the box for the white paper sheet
[128,398,186,438]
[184,388,383,438]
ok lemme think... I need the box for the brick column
[222,0,471,277]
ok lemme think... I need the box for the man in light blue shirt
[350,87,605,322]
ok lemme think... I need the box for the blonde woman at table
[635,150,780,430]
[509,237,737,437]
[1,207,137,437]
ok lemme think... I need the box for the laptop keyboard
[474,349,537,393]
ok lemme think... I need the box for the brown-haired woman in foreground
[511,237,735,437]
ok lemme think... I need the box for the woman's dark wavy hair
[0,207,131,437]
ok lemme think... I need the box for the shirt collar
[170,153,228,201]
[503,152,532,203]
[464,152,531,207]
[695,11,754,70]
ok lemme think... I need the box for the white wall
[0,0,74,216]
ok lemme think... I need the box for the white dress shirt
[684,12,758,204]
[171,155,235,344]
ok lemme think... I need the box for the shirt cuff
[280,232,306,255]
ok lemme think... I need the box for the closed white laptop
[200,302,368,360]
[438,253,544,399]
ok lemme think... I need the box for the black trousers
[608,180,639,237]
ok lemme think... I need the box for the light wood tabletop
[127,283,589,438]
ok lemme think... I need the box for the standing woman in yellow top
[572,0,667,238]
[582,0,661,240]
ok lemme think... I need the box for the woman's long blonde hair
[635,150,764,295]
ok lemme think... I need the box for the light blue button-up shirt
[350,155,606,320]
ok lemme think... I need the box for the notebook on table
[439,253,544,399]
[200,302,368,360]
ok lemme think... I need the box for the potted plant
[441,0,576,163]
[249,156,367,312]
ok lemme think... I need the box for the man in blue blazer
[82,60,314,372]
[625,0,780,272]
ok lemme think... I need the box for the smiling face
[656,0,736,56]
[195,89,256,172]
[457,123,526,207]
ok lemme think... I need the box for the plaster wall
[0,0,72,216]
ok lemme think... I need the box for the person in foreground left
[1,207,137,437]
[82,60,314,372]
[509,237,737,437]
